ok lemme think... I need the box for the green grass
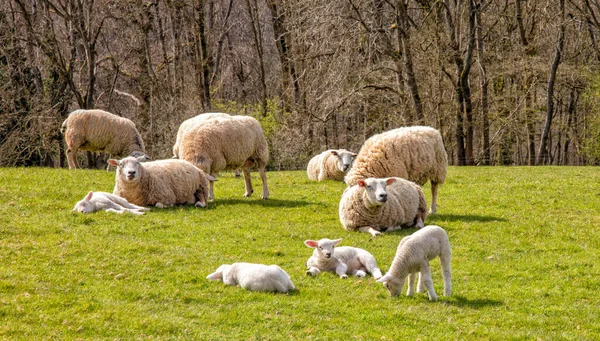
[1,166,600,340]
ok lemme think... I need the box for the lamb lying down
[304,238,382,279]
[72,191,150,215]
[206,262,295,293]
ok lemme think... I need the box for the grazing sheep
[72,191,150,215]
[344,126,447,214]
[307,149,357,181]
[61,109,145,169]
[172,112,230,158]
[179,115,269,200]
[206,262,295,293]
[108,156,212,208]
[304,238,382,279]
[339,177,427,237]
[377,225,452,301]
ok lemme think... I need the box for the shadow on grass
[429,213,507,223]
[444,295,503,309]
[214,198,314,208]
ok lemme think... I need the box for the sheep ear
[84,191,93,201]
[107,159,119,167]
[330,151,338,156]
[332,238,342,246]
[377,274,392,283]
[351,153,357,158]
[386,178,397,186]
[206,270,223,281]
[357,180,366,187]
[304,240,318,248]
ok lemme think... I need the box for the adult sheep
[179,115,270,200]
[61,109,146,169]
[307,149,357,181]
[344,126,447,214]
[108,156,212,208]
[172,112,230,158]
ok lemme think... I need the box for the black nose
[128,171,136,177]
[378,193,388,202]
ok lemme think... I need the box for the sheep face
[377,273,405,297]
[304,238,342,259]
[206,264,233,283]
[331,151,356,173]
[110,157,143,183]
[358,177,397,207]
[72,191,95,213]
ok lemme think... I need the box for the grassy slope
[0,167,599,340]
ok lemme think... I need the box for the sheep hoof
[155,203,164,209]
[306,270,316,276]
[355,271,366,278]
[340,275,348,279]
[195,201,206,208]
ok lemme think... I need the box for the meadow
[0,166,599,340]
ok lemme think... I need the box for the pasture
[0,166,599,340]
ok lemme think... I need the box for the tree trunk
[397,0,423,123]
[475,3,489,165]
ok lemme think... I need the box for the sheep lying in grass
[72,191,149,215]
[344,126,447,214]
[61,109,146,169]
[206,263,295,293]
[304,238,382,279]
[377,225,452,301]
[307,149,357,181]
[108,156,212,208]
[339,177,428,237]
[172,112,230,158]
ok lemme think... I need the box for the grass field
[1,166,600,340]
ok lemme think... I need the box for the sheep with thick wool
[172,112,230,158]
[307,149,357,181]
[377,225,452,301]
[72,191,149,215]
[344,126,447,214]
[108,156,211,208]
[62,109,146,169]
[339,177,427,237]
[179,115,269,200]
[304,238,382,279]
[206,263,295,293]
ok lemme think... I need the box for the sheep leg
[259,166,269,199]
[208,177,216,201]
[306,267,321,276]
[105,208,125,214]
[272,281,288,293]
[335,263,348,279]
[406,272,418,296]
[429,181,438,215]
[440,253,452,296]
[352,270,366,278]
[419,263,438,301]
[415,216,425,229]
[242,168,254,197]
[416,272,425,293]
[358,226,382,237]
[66,146,78,169]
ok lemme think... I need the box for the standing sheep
[377,225,452,301]
[206,262,295,293]
[179,115,270,200]
[344,126,447,214]
[339,177,428,237]
[72,191,150,215]
[108,156,212,208]
[172,112,230,158]
[307,149,357,181]
[61,109,146,169]
[304,238,382,279]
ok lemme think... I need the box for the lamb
[179,115,269,200]
[344,126,447,214]
[172,112,230,158]
[108,156,212,208]
[206,262,295,293]
[377,225,452,301]
[304,238,382,279]
[339,177,427,237]
[72,191,150,215]
[307,149,357,181]
[61,109,146,169]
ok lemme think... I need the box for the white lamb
[339,177,428,237]
[172,112,230,158]
[72,191,150,215]
[61,109,146,169]
[206,262,295,293]
[108,156,212,208]
[377,225,452,301]
[344,126,447,214]
[307,149,357,181]
[304,238,382,279]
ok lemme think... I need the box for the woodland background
[2,0,600,169]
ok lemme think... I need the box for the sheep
[72,191,150,215]
[304,238,382,279]
[377,225,452,301]
[344,126,447,214]
[206,262,295,293]
[179,115,269,200]
[61,109,146,170]
[106,150,151,172]
[108,156,212,208]
[172,112,230,158]
[307,149,357,181]
[338,177,428,237]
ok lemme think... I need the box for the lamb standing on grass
[307,149,357,181]
[206,263,295,293]
[339,177,428,237]
[179,115,269,200]
[61,109,146,169]
[377,225,452,301]
[72,191,150,215]
[108,156,212,208]
[344,126,447,214]
[304,238,382,279]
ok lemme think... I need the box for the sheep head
[358,177,397,208]
[377,273,405,297]
[72,191,95,213]
[108,156,143,184]
[331,150,357,173]
[304,238,342,259]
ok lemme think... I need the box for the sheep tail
[60,118,68,135]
